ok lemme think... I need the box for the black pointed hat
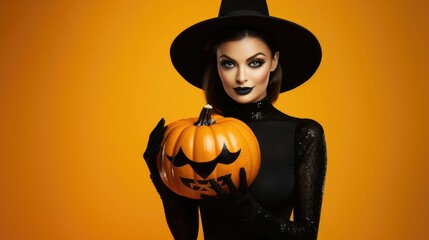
[170,0,322,92]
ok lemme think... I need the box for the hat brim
[170,15,322,93]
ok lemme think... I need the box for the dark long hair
[202,28,283,115]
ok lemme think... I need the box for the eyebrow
[218,52,266,62]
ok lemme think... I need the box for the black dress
[161,99,327,240]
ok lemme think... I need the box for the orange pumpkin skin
[157,105,261,199]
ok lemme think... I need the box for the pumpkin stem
[194,104,216,126]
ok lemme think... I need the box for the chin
[231,96,260,104]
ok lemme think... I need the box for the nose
[235,67,247,84]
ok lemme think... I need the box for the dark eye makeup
[220,59,235,68]
[249,58,266,68]
[219,56,266,69]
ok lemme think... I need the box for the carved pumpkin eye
[167,144,241,179]
[157,105,261,199]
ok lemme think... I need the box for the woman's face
[216,36,279,104]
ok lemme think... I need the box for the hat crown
[219,0,269,17]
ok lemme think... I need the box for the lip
[233,87,254,95]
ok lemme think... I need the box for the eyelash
[220,60,235,68]
[220,59,266,69]
[249,59,265,68]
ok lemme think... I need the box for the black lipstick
[233,87,254,95]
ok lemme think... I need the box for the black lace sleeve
[242,119,327,240]
[160,195,199,240]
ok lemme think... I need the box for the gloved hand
[143,118,166,172]
[143,118,176,200]
[203,168,260,221]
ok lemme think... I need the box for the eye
[249,59,265,68]
[220,60,235,69]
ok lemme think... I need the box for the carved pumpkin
[157,105,261,199]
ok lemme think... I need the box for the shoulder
[271,107,324,132]
[296,118,325,136]
[269,106,301,122]
[269,107,325,140]
[294,118,326,152]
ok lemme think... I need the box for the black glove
[203,168,260,221]
[143,118,166,172]
[143,118,176,200]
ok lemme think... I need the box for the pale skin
[216,36,280,104]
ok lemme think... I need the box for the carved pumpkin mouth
[180,174,231,192]
[167,144,241,179]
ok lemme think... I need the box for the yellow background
[1,0,428,239]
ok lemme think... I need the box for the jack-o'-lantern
[157,105,261,199]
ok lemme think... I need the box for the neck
[224,97,274,122]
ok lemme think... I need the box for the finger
[155,118,166,131]
[149,119,165,143]
[225,174,237,195]
[144,141,160,160]
[239,167,248,192]
[209,179,227,199]
[152,126,167,146]
[145,124,167,159]
[149,118,165,140]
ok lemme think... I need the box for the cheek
[218,69,235,87]
[251,68,271,85]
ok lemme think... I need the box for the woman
[144,0,327,239]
